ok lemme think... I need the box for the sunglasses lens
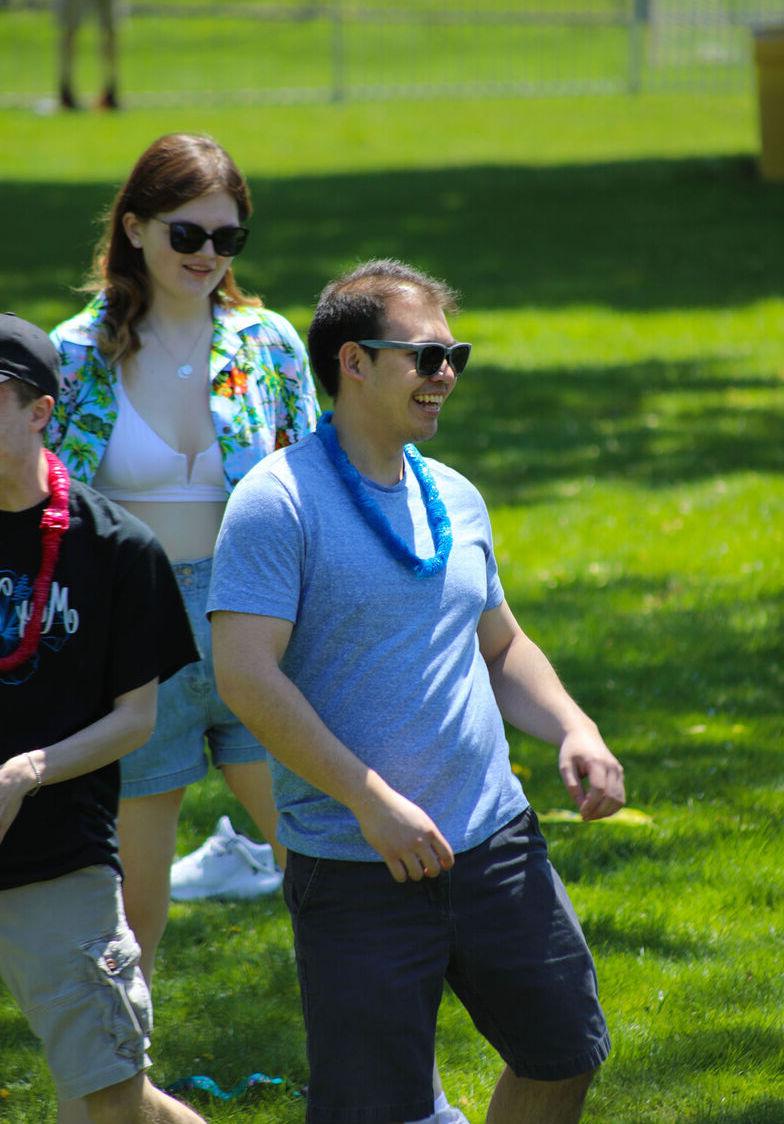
[168,223,248,256]
[418,345,447,377]
[168,222,205,254]
[212,226,249,256]
[450,344,471,374]
[417,343,471,376]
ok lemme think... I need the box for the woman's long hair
[85,132,261,363]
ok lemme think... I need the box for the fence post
[331,0,346,103]
[627,0,648,94]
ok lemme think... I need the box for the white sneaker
[170,815,283,901]
[435,1107,470,1124]
[406,1093,470,1124]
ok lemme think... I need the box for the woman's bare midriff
[119,499,227,562]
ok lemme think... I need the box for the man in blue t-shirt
[209,260,625,1124]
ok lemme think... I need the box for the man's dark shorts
[284,807,610,1124]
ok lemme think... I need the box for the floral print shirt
[47,295,320,492]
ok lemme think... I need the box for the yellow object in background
[754,25,784,181]
[539,807,653,826]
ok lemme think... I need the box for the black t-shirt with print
[0,479,198,889]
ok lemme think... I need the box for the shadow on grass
[10,204,781,502]
[431,358,784,504]
[5,156,782,505]
[211,157,784,314]
[158,902,306,1084]
[512,579,783,710]
[2,155,784,320]
[690,1103,784,1124]
[581,911,706,959]
[2,152,779,1121]
[607,1023,784,1104]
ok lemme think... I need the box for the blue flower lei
[315,412,452,578]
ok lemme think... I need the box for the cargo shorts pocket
[80,929,152,1063]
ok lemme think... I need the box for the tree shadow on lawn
[158,903,305,1080]
[3,154,784,319]
[513,577,783,709]
[580,910,708,960]
[430,357,784,505]
[689,1106,784,1124]
[504,576,782,895]
[5,157,782,504]
[254,155,784,314]
[162,900,298,988]
[536,806,771,898]
[604,1024,784,1120]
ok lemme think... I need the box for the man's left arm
[478,600,625,821]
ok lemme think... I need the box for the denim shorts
[120,556,266,799]
[285,807,610,1124]
[0,865,152,1101]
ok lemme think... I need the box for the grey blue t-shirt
[208,431,527,860]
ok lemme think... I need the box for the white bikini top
[92,374,226,503]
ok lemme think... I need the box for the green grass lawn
[0,90,782,1121]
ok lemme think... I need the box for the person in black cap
[0,311,206,1122]
[0,312,61,398]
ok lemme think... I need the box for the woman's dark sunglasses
[153,217,249,257]
[359,339,472,377]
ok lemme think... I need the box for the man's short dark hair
[7,378,43,409]
[307,259,460,398]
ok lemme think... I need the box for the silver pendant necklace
[147,318,211,379]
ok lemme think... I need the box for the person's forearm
[0,682,157,845]
[218,661,392,819]
[487,631,598,746]
[3,681,157,797]
[480,603,623,820]
[217,657,455,879]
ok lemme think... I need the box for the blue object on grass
[166,1072,306,1100]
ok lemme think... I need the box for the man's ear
[338,341,366,385]
[30,395,54,433]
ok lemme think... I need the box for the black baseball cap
[0,312,60,402]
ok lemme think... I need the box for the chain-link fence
[2,0,783,109]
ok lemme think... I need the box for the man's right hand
[353,779,455,883]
